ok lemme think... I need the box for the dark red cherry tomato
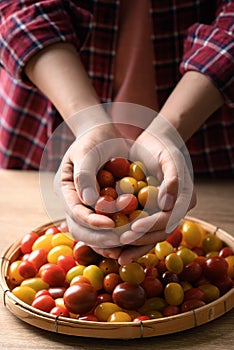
[97,169,115,188]
[104,157,130,179]
[64,283,97,314]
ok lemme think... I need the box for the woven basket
[1,216,233,339]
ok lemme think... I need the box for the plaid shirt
[0,0,234,176]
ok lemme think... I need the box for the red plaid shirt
[0,0,234,176]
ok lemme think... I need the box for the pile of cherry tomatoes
[7,219,234,322]
[7,157,234,323]
[94,157,160,225]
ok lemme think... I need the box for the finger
[66,215,121,248]
[120,229,167,246]
[74,138,129,205]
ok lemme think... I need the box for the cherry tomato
[32,295,56,312]
[8,260,25,285]
[28,248,47,269]
[98,258,120,275]
[107,311,132,322]
[78,314,99,322]
[103,273,122,293]
[202,234,223,253]
[203,256,228,282]
[111,212,129,227]
[45,226,61,235]
[138,185,159,211]
[50,306,70,318]
[225,255,234,278]
[164,282,184,306]
[18,260,37,279]
[21,277,49,292]
[165,253,183,274]
[39,263,66,287]
[146,175,160,186]
[20,231,39,254]
[112,282,146,310]
[183,287,205,302]
[141,276,163,298]
[94,302,122,322]
[219,247,234,258]
[51,232,75,248]
[96,292,113,304]
[115,193,138,215]
[161,271,180,286]
[118,176,138,194]
[32,233,53,253]
[47,245,73,264]
[213,275,234,295]
[139,297,167,314]
[179,261,202,283]
[48,287,66,299]
[57,255,76,273]
[136,253,159,267]
[83,265,104,291]
[163,305,180,317]
[73,243,101,266]
[181,220,203,249]
[70,275,91,286]
[181,299,206,313]
[97,169,115,188]
[94,195,116,216]
[155,241,174,260]
[198,284,220,303]
[64,283,97,314]
[12,285,36,305]
[119,262,145,284]
[129,161,146,181]
[100,187,118,199]
[166,227,182,248]
[133,315,150,322]
[65,265,85,283]
[104,157,130,179]
[176,247,196,266]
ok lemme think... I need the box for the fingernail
[159,193,174,211]
[82,187,98,205]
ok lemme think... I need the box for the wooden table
[0,170,233,349]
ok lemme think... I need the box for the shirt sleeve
[180,1,234,107]
[0,1,92,83]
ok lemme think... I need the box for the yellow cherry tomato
[32,233,53,252]
[12,286,36,305]
[47,245,73,264]
[107,311,132,322]
[225,255,234,278]
[51,232,75,248]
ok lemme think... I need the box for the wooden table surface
[0,170,233,350]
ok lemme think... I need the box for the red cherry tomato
[50,306,70,318]
[20,231,39,254]
[115,193,138,214]
[218,247,233,258]
[133,315,151,322]
[166,228,182,248]
[181,299,206,313]
[39,263,66,287]
[32,295,56,313]
[94,195,116,216]
[203,256,228,282]
[100,187,118,199]
[163,305,180,317]
[103,273,122,293]
[57,255,77,273]
[45,226,61,235]
[97,169,114,188]
[73,243,101,266]
[18,260,37,279]
[183,287,206,302]
[104,157,130,179]
[28,248,47,269]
